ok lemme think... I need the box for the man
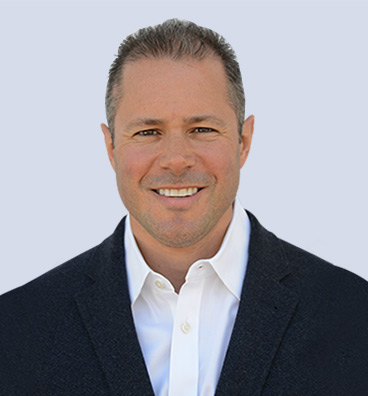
[1,19,367,396]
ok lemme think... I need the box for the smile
[154,187,200,198]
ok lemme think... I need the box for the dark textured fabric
[1,212,368,396]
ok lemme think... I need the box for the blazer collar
[75,211,300,396]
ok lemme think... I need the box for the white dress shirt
[124,198,251,396]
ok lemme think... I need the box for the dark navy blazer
[1,212,368,395]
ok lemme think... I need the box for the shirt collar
[205,197,250,300]
[124,197,250,304]
[124,216,152,305]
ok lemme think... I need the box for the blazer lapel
[74,218,155,396]
[73,211,301,396]
[215,212,301,396]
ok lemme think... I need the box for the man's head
[101,20,254,251]
[105,19,245,143]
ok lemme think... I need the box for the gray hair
[105,19,245,142]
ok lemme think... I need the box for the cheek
[201,143,240,177]
[115,146,155,184]
[114,149,146,209]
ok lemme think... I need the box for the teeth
[158,187,199,197]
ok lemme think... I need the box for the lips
[154,187,201,198]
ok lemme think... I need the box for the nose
[158,132,196,175]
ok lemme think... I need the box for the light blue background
[1,0,367,295]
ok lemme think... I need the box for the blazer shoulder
[0,217,127,307]
[281,237,368,292]
[0,231,121,325]
[273,236,368,323]
[0,244,97,318]
[246,210,368,300]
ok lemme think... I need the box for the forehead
[122,56,228,95]
[115,57,236,126]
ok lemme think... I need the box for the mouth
[153,187,202,198]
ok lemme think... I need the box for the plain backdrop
[1,0,367,295]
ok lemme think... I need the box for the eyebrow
[126,115,226,131]
[183,115,226,127]
[126,118,165,131]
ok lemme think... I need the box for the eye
[193,127,216,133]
[136,129,158,137]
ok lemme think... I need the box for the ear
[239,115,254,168]
[101,123,116,171]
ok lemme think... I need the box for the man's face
[102,57,253,248]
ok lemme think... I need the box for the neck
[130,207,233,293]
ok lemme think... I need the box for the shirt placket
[168,276,203,396]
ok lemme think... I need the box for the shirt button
[181,322,191,334]
[155,280,165,289]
